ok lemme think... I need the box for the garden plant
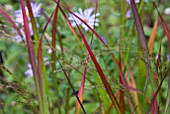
[0,0,170,114]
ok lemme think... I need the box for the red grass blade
[126,86,143,95]
[25,0,39,50]
[75,59,88,114]
[0,5,23,38]
[52,1,86,113]
[154,2,170,51]
[151,91,159,114]
[57,59,87,114]
[154,3,170,113]
[75,19,122,114]
[130,0,150,91]
[59,3,127,87]
[145,74,166,114]
[59,4,128,89]
[20,0,37,77]
[119,57,125,113]
[51,3,59,72]
[41,11,54,46]
[59,4,136,113]
[37,40,43,98]
[58,3,123,111]
[165,75,170,113]
[51,1,62,113]
[20,0,46,113]
[130,0,149,56]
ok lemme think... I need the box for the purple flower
[155,54,170,62]
[126,0,148,18]
[13,2,41,42]
[126,0,148,4]
[126,10,131,18]
[25,64,33,78]
[166,54,170,62]
[101,36,107,44]
[25,57,50,78]
[14,2,41,24]
[68,7,100,31]
[13,23,33,42]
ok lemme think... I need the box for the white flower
[25,57,49,78]
[44,57,50,66]
[164,8,170,15]
[155,54,159,60]
[68,7,100,31]
[14,2,41,24]
[48,48,52,54]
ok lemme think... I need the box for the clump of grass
[0,0,170,114]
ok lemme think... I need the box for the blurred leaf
[148,18,158,55]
